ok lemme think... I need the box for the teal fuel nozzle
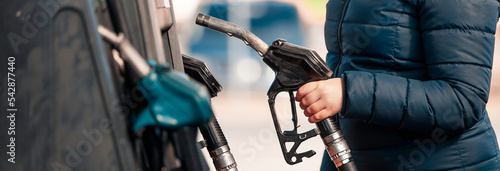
[97,25,213,132]
[133,63,213,131]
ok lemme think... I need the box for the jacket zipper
[333,0,351,77]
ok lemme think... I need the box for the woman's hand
[295,78,344,123]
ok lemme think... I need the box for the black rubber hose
[338,160,358,171]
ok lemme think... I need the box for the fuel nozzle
[97,25,213,131]
[183,55,238,171]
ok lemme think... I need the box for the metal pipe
[195,13,269,57]
[97,25,151,79]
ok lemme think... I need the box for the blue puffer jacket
[321,0,500,170]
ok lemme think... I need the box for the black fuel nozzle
[182,55,222,98]
[195,13,357,170]
[183,55,237,171]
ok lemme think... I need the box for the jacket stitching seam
[400,0,418,11]
[448,80,488,104]
[398,79,410,129]
[418,0,422,8]
[391,3,408,67]
[422,28,495,36]
[340,73,349,116]
[341,21,419,30]
[368,73,376,123]
[445,155,498,170]
[393,56,425,64]
[455,139,466,170]
[487,123,500,169]
[393,3,409,130]
[427,62,492,69]
[423,87,436,129]
[463,155,500,168]
[483,122,500,169]
[447,85,470,130]
[444,156,498,170]
[384,9,418,18]
[344,53,426,64]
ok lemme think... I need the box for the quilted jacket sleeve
[339,0,500,134]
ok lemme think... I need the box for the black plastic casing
[182,55,228,152]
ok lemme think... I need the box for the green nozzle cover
[132,64,213,132]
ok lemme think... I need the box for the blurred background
[172,0,500,170]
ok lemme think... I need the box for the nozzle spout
[195,13,269,57]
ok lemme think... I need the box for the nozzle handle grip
[199,117,228,152]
